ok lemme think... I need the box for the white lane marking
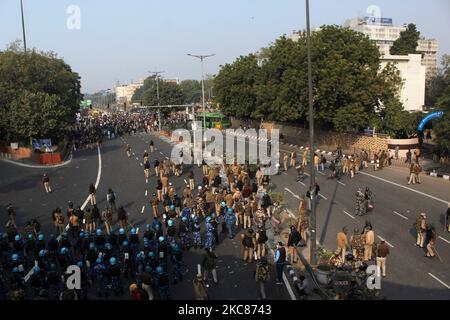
[428,273,450,290]
[136,157,139,161]
[268,247,296,300]
[284,188,300,200]
[338,181,346,187]
[393,211,409,220]
[165,157,169,160]
[44,146,101,277]
[318,171,325,176]
[146,179,149,184]
[0,152,73,168]
[140,163,143,167]
[377,236,394,248]
[318,193,327,200]
[145,190,148,197]
[359,171,450,205]
[160,152,163,155]
[298,180,306,187]
[141,206,145,214]
[282,172,288,175]
[343,210,355,219]
[184,179,188,184]
[24,260,38,282]
[438,236,450,244]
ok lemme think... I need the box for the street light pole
[149,70,165,132]
[306,0,317,266]
[187,54,215,129]
[20,0,27,53]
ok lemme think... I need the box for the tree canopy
[214,25,413,137]
[0,43,82,143]
[390,23,420,55]
[432,55,450,150]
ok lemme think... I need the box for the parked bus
[195,112,231,129]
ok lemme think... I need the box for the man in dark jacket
[287,226,302,264]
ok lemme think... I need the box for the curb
[0,151,73,169]
[428,172,450,180]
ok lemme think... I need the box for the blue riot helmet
[89,243,95,250]
[105,243,112,250]
[60,247,68,255]
[119,228,125,235]
[15,234,21,241]
[148,252,155,258]
[227,208,233,214]
[167,219,174,227]
[122,241,129,247]
[156,266,164,275]
[12,267,20,273]
[131,228,136,235]
[170,205,175,210]
[77,261,83,268]
[110,257,117,265]
[146,224,151,231]
[144,241,149,248]
[37,233,44,241]
[28,234,34,240]
[96,258,102,264]
[211,213,216,219]
[96,229,102,236]
[79,231,85,238]
[154,223,160,230]
[34,266,41,273]
[171,243,180,252]
[205,217,211,223]
[181,216,188,222]
[38,250,46,257]
[221,201,226,207]
[145,266,152,273]
[11,254,19,261]
[158,236,165,243]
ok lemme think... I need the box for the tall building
[380,54,426,112]
[115,78,145,107]
[417,39,439,79]
[343,17,438,80]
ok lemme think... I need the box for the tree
[179,80,202,104]
[214,54,261,119]
[214,25,403,134]
[0,43,82,142]
[433,55,450,150]
[390,23,420,55]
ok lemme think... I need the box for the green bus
[196,112,231,129]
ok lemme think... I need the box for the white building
[380,54,426,112]
[115,78,145,106]
[344,17,438,79]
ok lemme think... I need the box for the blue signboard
[32,139,52,150]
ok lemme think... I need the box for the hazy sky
[1,0,449,93]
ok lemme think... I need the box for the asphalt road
[0,133,290,300]
[2,129,449,299]
[229,130,450,299]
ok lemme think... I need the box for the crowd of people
[0,111,308,301]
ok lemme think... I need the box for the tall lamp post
[149,70,165,132]
[20,0,27,53]
[187,53,215,129]
[306,0,317,266]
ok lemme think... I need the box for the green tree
[179,79,202,104]
[0,43,82,142]
[433,55,450,150]
[214,54,261,119]
[390,23,420,55]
